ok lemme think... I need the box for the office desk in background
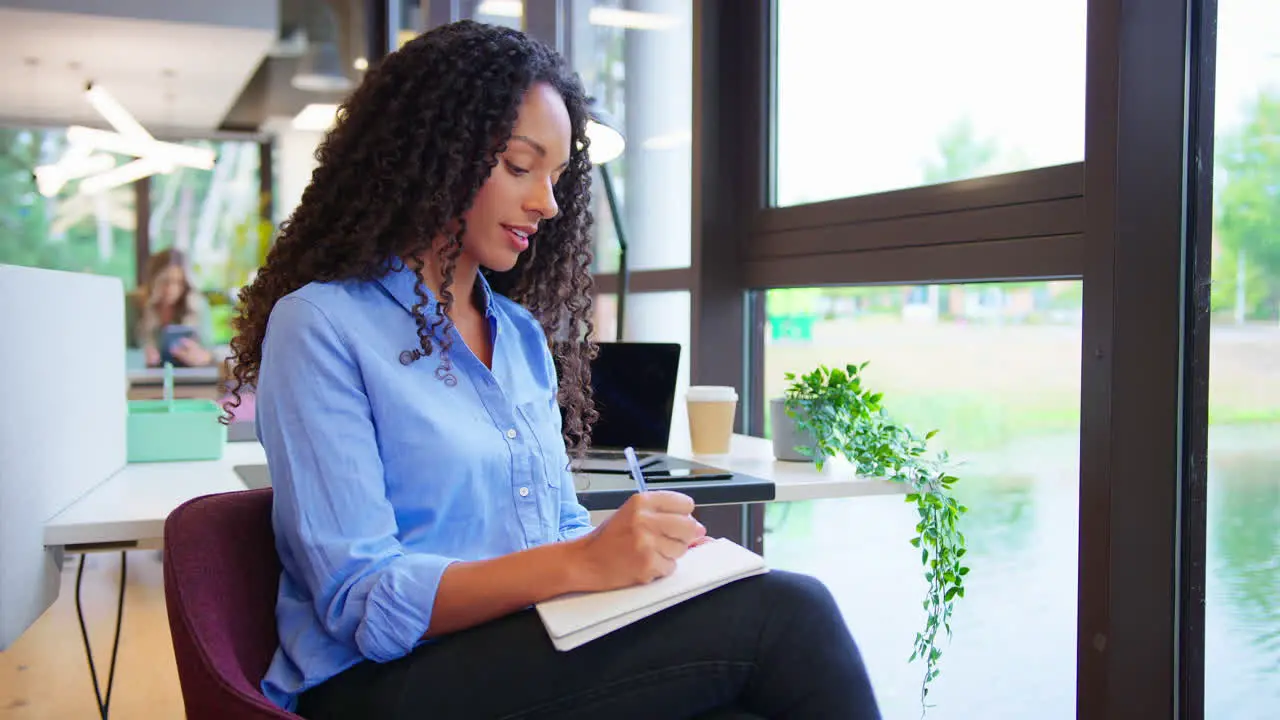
[126,365,225,401]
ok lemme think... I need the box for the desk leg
[75,551,127,720]
[693,503,766,555]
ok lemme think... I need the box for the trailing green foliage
[783,362,969,715]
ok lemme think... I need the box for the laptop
[575,341,682,474]
[235,463,272,490]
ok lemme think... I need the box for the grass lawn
[762,319,1280,453]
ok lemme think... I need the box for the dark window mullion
[1077,0,1214,717]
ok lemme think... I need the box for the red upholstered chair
[163,488,298,719]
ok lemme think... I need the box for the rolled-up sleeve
[555,412,594,541]
[257,296,459,663]
[558,474,594,541]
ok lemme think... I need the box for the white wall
[263,116,327,226]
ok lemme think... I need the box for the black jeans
[296,570,881,720]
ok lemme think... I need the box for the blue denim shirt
[255,263,594,711]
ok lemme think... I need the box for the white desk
[44,441,266,548]
[44,434,901,549]
[675,434,904,505]
[127,366,222,385]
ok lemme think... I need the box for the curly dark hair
[223,20,598,453]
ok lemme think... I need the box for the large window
[148,139,265,344]
[0,126,270,347]
[761,281,1082,717]
[689,0,1218,714]
[569,0,692,273]
[465,0,524,28]
[397,0,423,46]
[0,126,136,285]
[772,0,1087,206]
[1205,0,1280,712]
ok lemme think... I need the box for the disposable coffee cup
[686,386,739,455]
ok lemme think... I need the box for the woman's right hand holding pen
[568,491,706,592]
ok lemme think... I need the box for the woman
[225,21,880,720]
[131,248,215,367]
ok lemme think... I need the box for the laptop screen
[589,342,681,451]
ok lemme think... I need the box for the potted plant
[779,362,969,714]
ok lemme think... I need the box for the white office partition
[0,265,127,649]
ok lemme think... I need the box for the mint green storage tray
[127,398,226,463]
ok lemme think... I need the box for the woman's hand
[144,344,161,367]
[567,490,706,592]
[169,337,213,367]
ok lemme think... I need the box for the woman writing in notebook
[225,21,880,720]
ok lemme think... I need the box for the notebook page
[536,538,768,641]
[545,562,768,651]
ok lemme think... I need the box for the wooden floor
[0,551,187,719]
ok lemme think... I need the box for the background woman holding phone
[129,248,216,367]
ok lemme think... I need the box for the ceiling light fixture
[293,41,355,92]
[66,125,215,171]
[32,144,118,198]
[293,103,341,131]
[84,83,151,142]
[33,81,217,197]
[79,156,172,196]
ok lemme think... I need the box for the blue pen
[623,446,648,493]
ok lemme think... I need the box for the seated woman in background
[129,248,215,367]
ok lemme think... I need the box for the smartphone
[159,324,198,366]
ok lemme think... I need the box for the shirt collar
[375,258,496,319]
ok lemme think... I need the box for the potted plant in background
[778,362,969,715]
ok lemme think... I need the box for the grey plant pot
[770,397,816,462]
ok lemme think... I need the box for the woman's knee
[755,570,840,615]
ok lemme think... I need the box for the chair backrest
[163,488,297,719]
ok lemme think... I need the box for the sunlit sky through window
[774,0,1280,206]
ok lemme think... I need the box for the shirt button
[519,487,530,497]
[506,428,518,439]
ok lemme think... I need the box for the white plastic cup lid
[686,385,738,403]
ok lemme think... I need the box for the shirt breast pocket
[515,399,569,490]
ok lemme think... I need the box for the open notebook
[535,538,769,651]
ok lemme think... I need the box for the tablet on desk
[645,467,734,482]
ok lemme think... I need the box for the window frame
[689,0,1215,717]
